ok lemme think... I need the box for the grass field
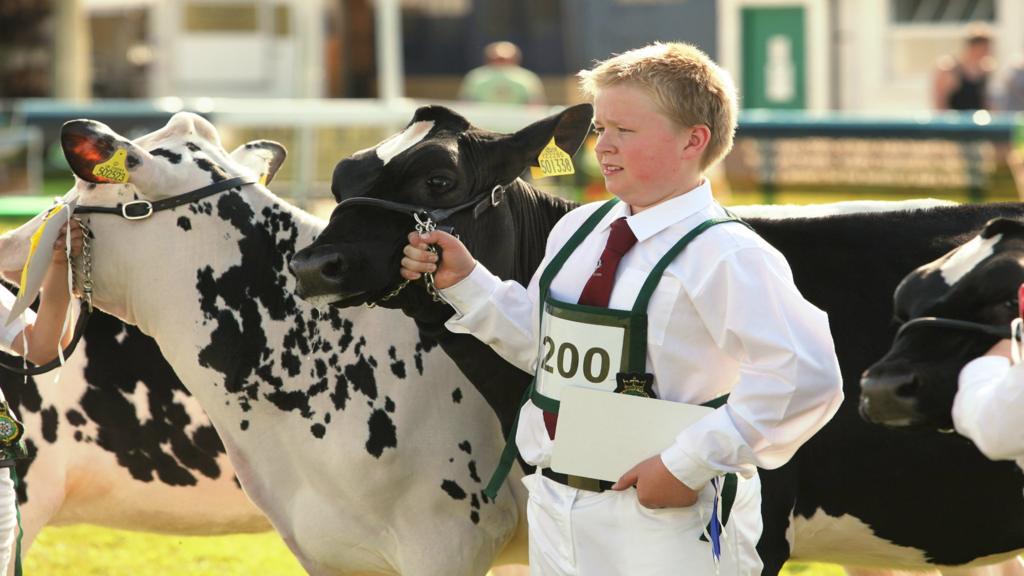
[25,524,846,575]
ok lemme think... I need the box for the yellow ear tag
[530,137,575,179]
[92,149,130,183]
[258,172,269,186]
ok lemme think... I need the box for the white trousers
[523,471,763,576]
[0,469,16,575]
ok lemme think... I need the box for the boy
[401,42,843,575]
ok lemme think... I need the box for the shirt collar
[596,179,714,243]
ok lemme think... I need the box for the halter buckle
[490,184,503,207]
[121,200,153,220]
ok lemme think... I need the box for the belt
[541,467,614,492]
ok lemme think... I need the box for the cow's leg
[7,458,67,576]
[758,468,797,576]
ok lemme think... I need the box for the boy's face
[593,83,699,212]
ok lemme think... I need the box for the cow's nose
[290,248,348,296]
[859,371,920,426]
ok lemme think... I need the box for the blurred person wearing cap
[954,284,1024,468]
[458,41,546,105]
[933,23,995,111]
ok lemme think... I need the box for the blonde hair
[578,42,738,170]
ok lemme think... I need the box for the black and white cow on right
[290,102,1024,575]
[860,218,1024,430]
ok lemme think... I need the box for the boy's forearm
[23,265,73,364]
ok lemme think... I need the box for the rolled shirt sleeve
[954,356,1024,464]
[661,246,844,489]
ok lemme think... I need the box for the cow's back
[750,203,1024,569]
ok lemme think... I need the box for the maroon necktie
[544,217,637,439]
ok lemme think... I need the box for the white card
[550,386,715,482]
[5,200,76,326]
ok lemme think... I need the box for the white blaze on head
[940,233,1002,286]
[376,121,434,165]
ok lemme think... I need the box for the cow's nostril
[895,378,919,398]
[322,257,343,280]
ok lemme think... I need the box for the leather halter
[895,316,1017,340]
[334,183,505,225]
[0,176,255,375]
[74,176,255,219]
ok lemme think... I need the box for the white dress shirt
[0,287,29,355]
[442,180,844,489]
[954,356,1024,468]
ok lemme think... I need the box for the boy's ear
[61,119,154,185]
[683,125,712,160]
[483,103,594,184]
[230,140,287,185]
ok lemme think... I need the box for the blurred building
[4,0,1022,112]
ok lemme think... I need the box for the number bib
[535,300,638,399]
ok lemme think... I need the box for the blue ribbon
[710,476,722,562]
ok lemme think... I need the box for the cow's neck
[417,180,577,438]
[504,180,577,286]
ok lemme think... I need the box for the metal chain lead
[76,216,94,312]
[365,213,444,308]
[413,213,443,303]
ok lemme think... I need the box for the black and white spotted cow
[290,103,1024,575]
[861,218,1024,431]
[0,310,270,566]
[0,112,527,575]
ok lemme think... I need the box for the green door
[742,7,806,109]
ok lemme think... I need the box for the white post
[375,0,404,103]
[299,0,326,98]
[53,0,92,100]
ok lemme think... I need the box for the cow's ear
[61,119,154,185]
[230,140,287,186]
[982,218,1024,239]
[489,103,594,183]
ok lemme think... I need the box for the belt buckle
[567,475,603,492]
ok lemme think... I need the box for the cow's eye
[426,176,453,190]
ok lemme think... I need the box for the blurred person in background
[933,23,995,111]
[1002,58,1024,111]
[459,41,546,105]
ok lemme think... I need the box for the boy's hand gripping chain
[367,213,445,308]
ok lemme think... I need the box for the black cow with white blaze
[291,103,1024,575]
[0,112,528,575]
[861,218,1024,430]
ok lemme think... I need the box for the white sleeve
[661,246,844,489]
[954,356,1024,461]
[0,286,33,355]
[440,215,574,374]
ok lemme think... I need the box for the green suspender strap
[483,199,620,500]
[626,216,749,538]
